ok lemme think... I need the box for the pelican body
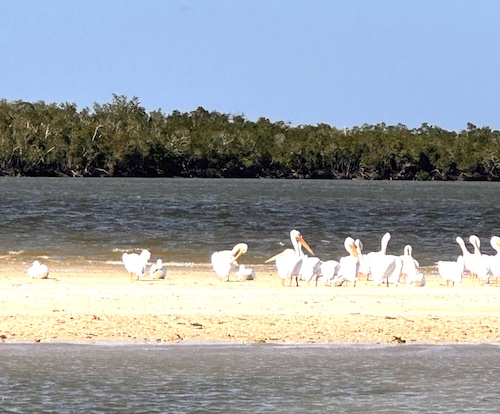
[438,255,465,287]
[211,243,248,281]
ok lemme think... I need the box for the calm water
[0,343,499,413]
[1,177,500,267]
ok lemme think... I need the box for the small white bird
[438,255,465,287]
[236,264,256,281]
[211,243,248,281]
[149,259,166,279]
[122,249,151,281]
[27,260,49,279]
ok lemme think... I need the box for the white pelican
[299,255,322,285]
[211,243,248,281]
[236,264,256,281]
[28,260,49,279]
[317,260,340,286]
[456,236,476,277]
[337,237,360,287]
[489,236,500,286]
[265,229,315,287]
[149,259,166,279]
[438,255,465,287]
[401,245,425,287]
[122,249,151,281]
[468,235,491,284]
[365,232,401,286]
[354,239,371,281]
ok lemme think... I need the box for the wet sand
[1,263,499,345]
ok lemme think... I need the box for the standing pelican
[122,249,151,281]
[28,260,49,279]
[401,245,425,287]
[337,237,360,287]
[149,259,166,279]
[365,233,401,286]
[438,255,465,287]
[489,236,500,286]
[211,243,248,281]
[468,235,491,284]
[265,229,315,287]
[456,236,475,277]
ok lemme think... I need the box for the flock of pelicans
[26,229,500,287]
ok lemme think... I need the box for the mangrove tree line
[0,95,499,180]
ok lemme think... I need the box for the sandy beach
[1,263,499,345]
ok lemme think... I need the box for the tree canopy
[1,95,499,180]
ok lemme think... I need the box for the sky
[1,0,499,132]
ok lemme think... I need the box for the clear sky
[1,0,499,131]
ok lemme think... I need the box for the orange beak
[297,235,315,256]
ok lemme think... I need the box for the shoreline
[1,263,499,346]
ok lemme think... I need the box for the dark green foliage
[0,95,499,180]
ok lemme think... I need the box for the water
[1,177,500,267]
[0,343,498,413]
[2,178,500,412]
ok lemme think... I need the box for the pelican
[337,237,360,287]
[401,245,425,287]
[28,260,49,279]
[122,249,151,281]
[489,236,500,286]
[438,255,465,287]
[468,235,491,284]
[235,264,256,281]
[265,229,315,287]
[317,260,340,286]
[365,232,401,286]
[354,239,371,281]
[456,236,476,277]
[211,243,248,281]
[149,259,166,279]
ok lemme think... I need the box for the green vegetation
[1,95,499,180]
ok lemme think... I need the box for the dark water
[1,177,500,267]
[0,343,499,413]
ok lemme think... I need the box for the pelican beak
[265,251,286,263]
[497,239,500,248]
[297,235,315,256]
[350,243,358,258]
[232,248,246,263]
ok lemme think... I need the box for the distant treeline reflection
[1,95,499,180]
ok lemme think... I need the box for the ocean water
[0,343,499,413]
[1,177,500,267]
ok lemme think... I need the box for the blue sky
[1,0,499,131]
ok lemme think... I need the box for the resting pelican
[354,239,371,280]
[468,235,491,283]
[211,243,248,281]
[236,264,256,281]
[122,249,151,281]
[337,237,360,287]
[149,259,166,279]
[265,229,315,287]
[28,260,49,279]
[438,255,465,287]
[489,236,500,286]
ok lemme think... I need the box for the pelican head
[291,229,315,256]
[231,243,248,263]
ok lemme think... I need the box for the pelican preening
[401,245,425,287]
[211,243,249,281]
[265,229,316,287]
[122,249,151,281]
[28,260,49,279]
[336,237,360,287]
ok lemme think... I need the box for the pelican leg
[281,278,285,287]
